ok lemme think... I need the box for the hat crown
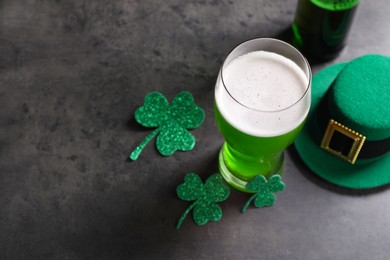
[328,55,390,141]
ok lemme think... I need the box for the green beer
[214,39,311,192]
[214,105,305,181]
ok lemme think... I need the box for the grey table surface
[1,0,389,259]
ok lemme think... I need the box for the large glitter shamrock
[242,174,285,213]
[130,91,205,160]
[176,173,230,229]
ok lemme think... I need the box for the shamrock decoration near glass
[241,174,285,213]
[130,91,205,160]
[176,173,230,229]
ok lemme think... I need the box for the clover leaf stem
[242,193,257,213]
[130,128,160,160]
[176,201,197,229]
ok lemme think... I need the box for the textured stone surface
[0,0,389,259]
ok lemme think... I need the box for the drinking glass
[214,38,311,192]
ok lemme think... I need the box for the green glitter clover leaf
[242,174,285,213]
[130,91,205,160]
[176,173,230,229]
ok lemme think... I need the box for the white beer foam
[215,51,310,137]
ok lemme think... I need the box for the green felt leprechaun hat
[294,54,390,189]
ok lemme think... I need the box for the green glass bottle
[292,0,361,60]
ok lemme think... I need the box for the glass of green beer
[214,38,311,192]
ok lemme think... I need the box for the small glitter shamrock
[176,173,230,229]
[242,174,285,213]
[130,91,205,160]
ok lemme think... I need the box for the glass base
[218,147,285,193]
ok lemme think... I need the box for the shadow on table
[272,26,334,66]
[287,145,390,196]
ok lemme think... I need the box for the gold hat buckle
[320,119,366,164]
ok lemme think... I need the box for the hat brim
[294,62,390,189]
